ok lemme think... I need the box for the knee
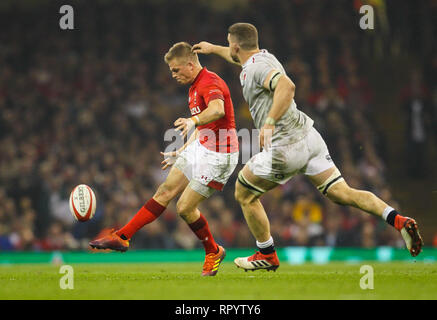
[176,198,192,218]
[175,199,186,216]
[154,182,177,204]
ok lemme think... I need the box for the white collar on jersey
[242,49,268,68]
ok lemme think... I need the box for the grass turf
[1,262,436,300]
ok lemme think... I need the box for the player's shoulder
[244,50,279,71]
[254,49,275,61]
[201,68,223,82]
[199,68,227,89]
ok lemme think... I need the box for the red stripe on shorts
[207,180,224,191]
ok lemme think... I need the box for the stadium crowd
[0,0,435,251]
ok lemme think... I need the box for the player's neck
[239,49,260,65]
[190,65,204,84]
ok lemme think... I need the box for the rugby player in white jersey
[193,23,423,271]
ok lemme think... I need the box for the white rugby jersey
[240,49,313,145]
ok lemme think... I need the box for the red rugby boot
[202,245,226,276]
[398,218,424,257]
[89,229,130,252]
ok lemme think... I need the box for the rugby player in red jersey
[90,42,239,276]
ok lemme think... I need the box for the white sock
[256,236,274,249]
[382,206,395,221]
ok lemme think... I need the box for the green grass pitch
[1,262,437,300]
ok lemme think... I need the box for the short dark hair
[164,42,198,64]
[228,23,258,50]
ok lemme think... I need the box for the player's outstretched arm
[192,42,241,66]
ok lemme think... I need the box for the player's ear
[234,43,241,54]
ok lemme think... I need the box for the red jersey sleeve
[199,83,225,106]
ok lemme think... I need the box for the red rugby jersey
[188,67,239,153]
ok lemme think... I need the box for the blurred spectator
[400,68,433,178]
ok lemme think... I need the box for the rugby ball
[69,184,96,222]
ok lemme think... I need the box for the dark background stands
[0,0,435,251]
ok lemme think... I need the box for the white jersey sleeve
[251,60,274,87]
[240,49,313,146]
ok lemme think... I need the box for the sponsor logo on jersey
[190,106,201,115]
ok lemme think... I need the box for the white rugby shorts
[247,127,335,184]
[174,140,239,198]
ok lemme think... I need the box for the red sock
[116,198,166,240]
[188,213,218,255]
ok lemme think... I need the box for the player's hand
[192,41,215,55]
[160,150,180,170]
[174,117,195,138]
[259,124,275,151]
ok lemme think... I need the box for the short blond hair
[164,42,199,64]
